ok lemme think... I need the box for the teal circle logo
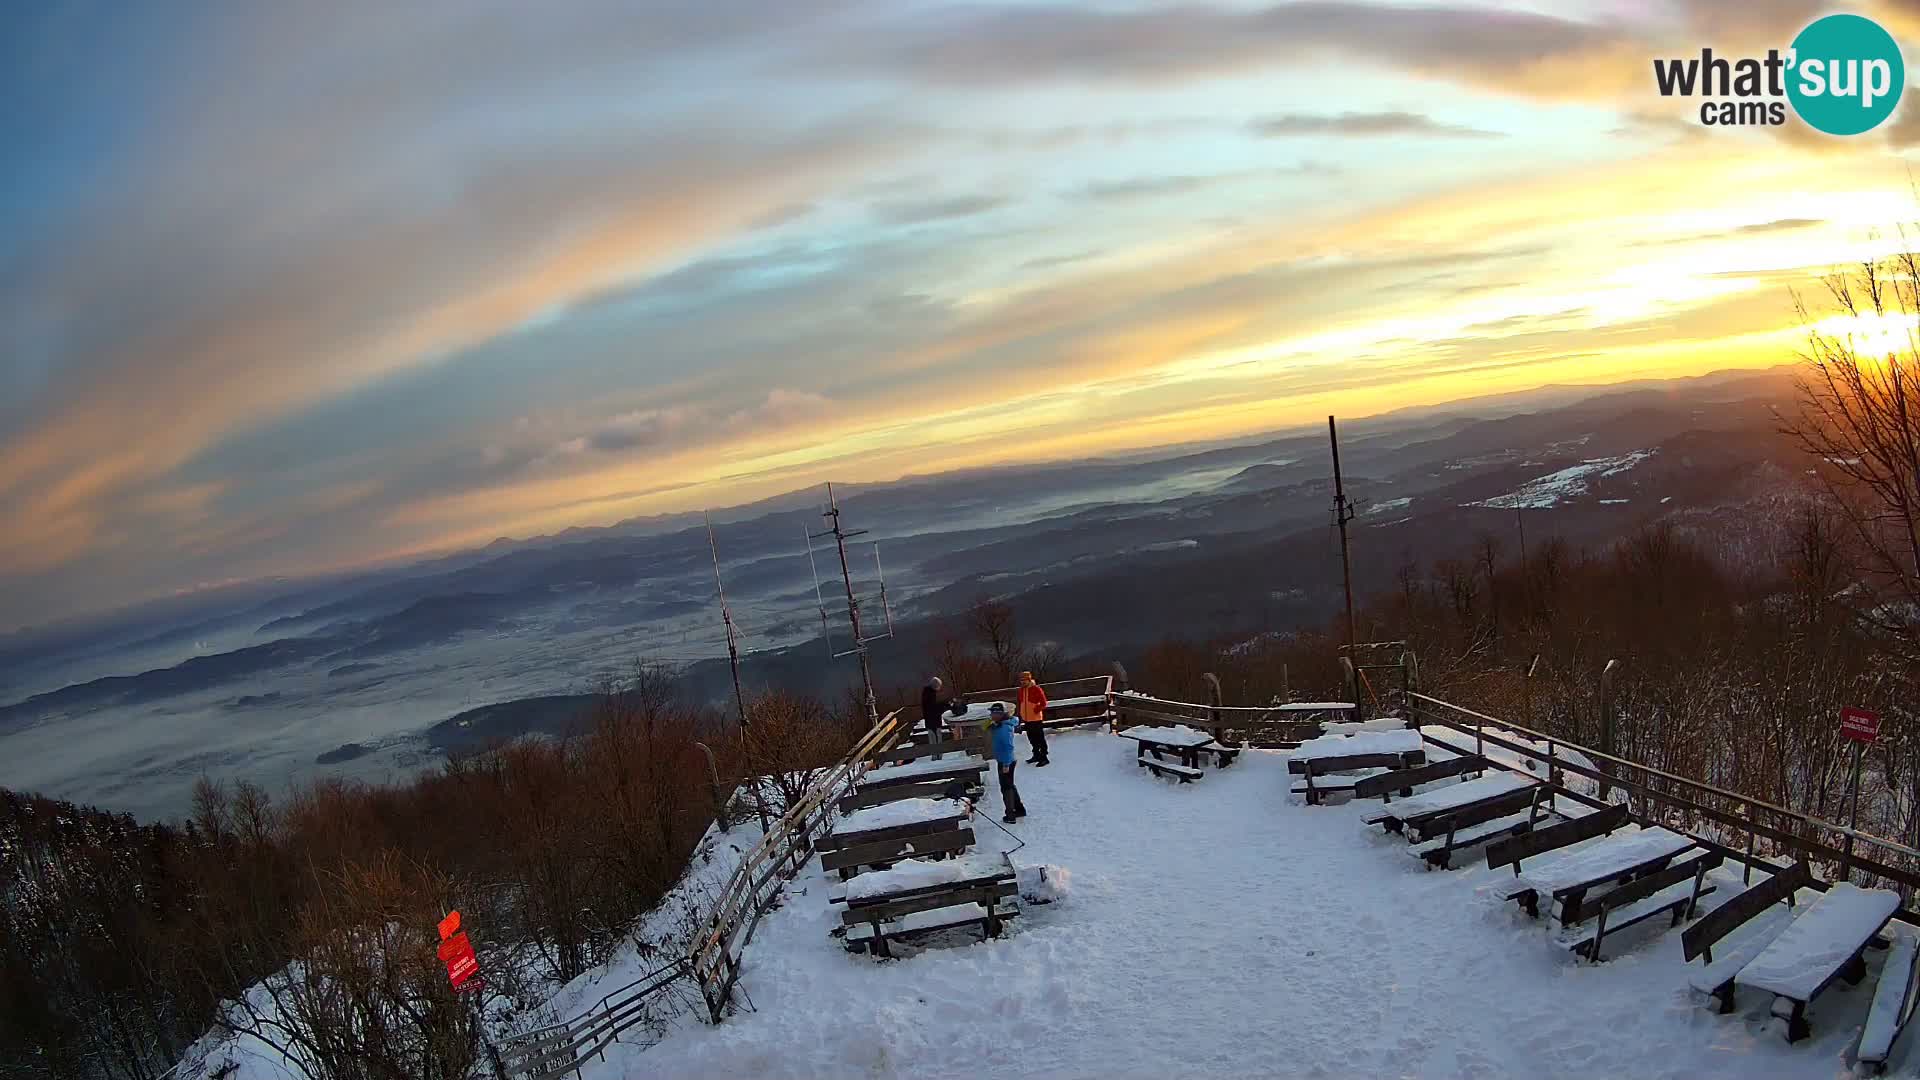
[1787,14,1905,135]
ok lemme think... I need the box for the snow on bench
[861,755,987,786]
[1116,724,1214,747]
[1293,727,1423,760]
[1048,694,1111,709]
[1364,771,1534,825]
[844,852,1014,904]
[1859,931,1919,1073]
[835,797,968,837]
[1273,701,1358,713]
[1141,758,1203,783]
[1689,907,1794,1001]
[1561,865,1716,962]
[1409,808,1545,868]
[1736,882,1900,1040]
[1509,826,1695,921]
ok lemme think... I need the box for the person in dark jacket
[986,703,1026,823]
[921,676,955,753]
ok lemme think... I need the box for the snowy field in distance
[567,727,1908,1080]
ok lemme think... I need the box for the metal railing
[501,709,907,1079]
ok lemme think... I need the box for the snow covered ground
[1468,449,1658,510]
[584,726,1911,1079]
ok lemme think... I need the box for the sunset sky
[7,0,1920,630]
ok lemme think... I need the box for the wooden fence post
[1203,672,1224,742]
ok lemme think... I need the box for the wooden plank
[1681,861,1810,962]
[1858,932,1919,1070]
[819,827,973,873]
[844,866,1016,912]
[1353,755,1485,799]
[841,881,1017,926]
[838,776,981,813]
[1141,758,1202,782]
[1407,785,1543,842]
[874,737,987,765]
[1289,751,1425,775]
[821,813,966,851]
[857,760,987,791]
[1486,803,1628,873]
[1566,850,1723,925]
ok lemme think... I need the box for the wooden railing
[1405,692,1920,915]
[502,709,906,1079]
[1112,691,1345,746]
[954,674,1116,728]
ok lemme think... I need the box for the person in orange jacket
[1015,670,1049,766]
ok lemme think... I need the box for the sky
[7,0,1920,632]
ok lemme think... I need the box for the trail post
[1839,706,1880,881]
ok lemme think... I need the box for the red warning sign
[1840,706,1881,744]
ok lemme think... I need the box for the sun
[1812,310,1920,361]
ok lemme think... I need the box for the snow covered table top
[844,851,1014,904]
[862,755,986,785]
[1276,701,1359,713]
[1736,883,1900,1001]
[1377,771,1534,821]
[835,797,968,837]
[1115,724,1215,748]
[935,701,1014,728]
[1294,728,1422,760]
[1512,826,1695,899]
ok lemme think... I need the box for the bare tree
[968,596,1025,684]
[1782,250,1920,653]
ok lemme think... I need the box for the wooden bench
[1499,819,1693,925]
[1362,770,1533,838]
[1487,802,1628,875]
[1289,751,1425,805]
[1140,757,1203,783]
[839,853,1019,957]
[1734,882,1900,1042]
[819,826,975,879]
[1564,849,1721,962]
[1194,742,1240,768]
[840,758,988,813]
[1353,754,1486,802]
[1414,785,1556,870]
[1681,861,1810,1015]
[1859,932,1919,1074]
[818,803,972,879]
[874,737,986,767]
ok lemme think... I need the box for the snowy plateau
[191,726,1917,1079]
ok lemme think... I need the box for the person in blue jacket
[986,703,1027,824]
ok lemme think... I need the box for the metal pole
[708,514,770,833]
[822,483,880,725]
[1841,739,1866,882]
[1598,658,1620,802]
[1329,416,1357,658]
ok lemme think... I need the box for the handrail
[503,710,904,1078]
[1406,692,1920,863]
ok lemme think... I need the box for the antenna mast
[810,482,891,725]
[707,513,769,833]
[1329,415,1357,658]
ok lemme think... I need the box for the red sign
[1841,706,1881,743]
[438,931,479,990]
[438,910,462,941]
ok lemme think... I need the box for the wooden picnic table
[1116,724,1218,769]
[1509,826,1696,924]
[1735,882,1900,1042]
[1366,771,1537,836]
[838,851,1019,955]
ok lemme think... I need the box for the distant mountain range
[0,364,1815,819]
